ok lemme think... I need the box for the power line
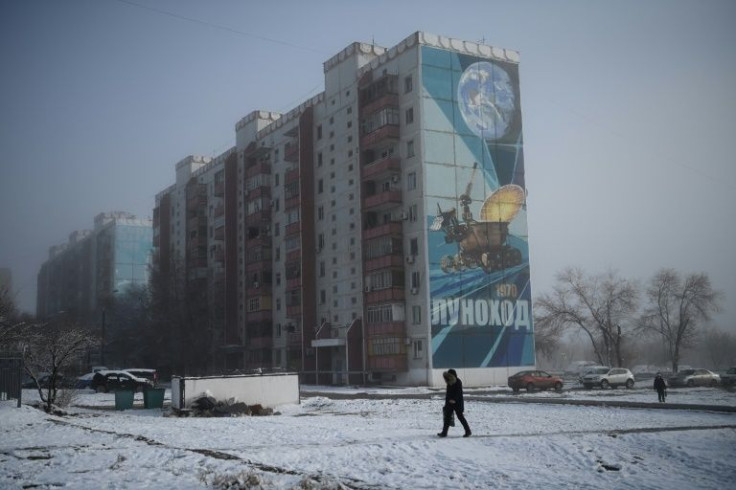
[113,0,328,55]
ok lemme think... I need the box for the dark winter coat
[443,371,465,412]
[653,376,667,392]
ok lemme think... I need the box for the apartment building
[154,32,534,387]
[36,211,152,322]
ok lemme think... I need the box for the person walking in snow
[438,369,471,438]
[653,373,667,403]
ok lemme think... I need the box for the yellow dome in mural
[479,184,525,222]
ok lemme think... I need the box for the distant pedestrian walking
[654,373,667,403]
[438,369,471,438]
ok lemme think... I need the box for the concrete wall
[171,372,299,410]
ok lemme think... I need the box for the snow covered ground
[1,386,735,489]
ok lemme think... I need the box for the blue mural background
[422,45,535,369]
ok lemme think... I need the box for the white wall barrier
[171,372,300,410]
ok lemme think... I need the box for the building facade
[36,212,153,322]
[153,32,534,387]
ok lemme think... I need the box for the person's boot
[463,430,472,438]
[437,424,449,437]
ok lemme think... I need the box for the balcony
[363,190,402,211]
[364,254,404,272]
[363,156,400,180]
[246,310,272,323]
[286,251,301,265]
[285,168,299,184]
[245,209,271,223]
[214,181,224,197]
[363,222,403,240]
[360,124,400,149]
[364,286,405,304]
[286,276,302,290]
[285,221,301,236]
[361,93,399,117]
[366,321,405,337]
[367,353,407,372]
[246,185,271,200]
[284,142,299,162]
[286,304,301,318]
[247,336,273,350]
[246,161,271,178]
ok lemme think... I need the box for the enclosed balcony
[362,155,401,180]
[284,142,299,162]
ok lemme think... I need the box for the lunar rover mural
[421,46,535,370]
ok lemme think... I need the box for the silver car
[581,367,635,389]
[667,369,720,387]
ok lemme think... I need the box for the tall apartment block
[153,32,534,387]
[36,212,153,321]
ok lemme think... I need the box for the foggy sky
[1,0,734,331]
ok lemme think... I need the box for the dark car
[124,368,159,386]
[91,370,153,393]
[720,367,736,387]
[667,369,720,387]
[508,370,564,393]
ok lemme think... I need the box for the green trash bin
[114,390,135,410]
[143,388,165,409]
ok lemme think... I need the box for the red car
[508,370,564,393]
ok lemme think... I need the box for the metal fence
[0,357,23,407]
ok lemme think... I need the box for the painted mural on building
[421,45,534,369]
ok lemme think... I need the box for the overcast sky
[1,0,734,331]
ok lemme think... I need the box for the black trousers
[442,403,470,434]
[657,389,666,402]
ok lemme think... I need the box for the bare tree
[535,268,639,367]
[20,318,97,412]
[699,328,736,370]
[0,286,26,350]
[639,269,722,373]
[148,254,213,376]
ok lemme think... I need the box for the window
[405,107,414,125]
[410,238,418,256]
[411,271,420,289]
[318,179,324,194]
[319,261,325,277]
[408,203,418,222]
[274,173,280,186]
[275,272,281,286]
[404,75,413,93]
[274,222,280,237]
[320,290,326,304]
[317,152,323,166]
[413,340,423,359]
[407,171,417,191]
[407,140,415,158]
[317,125,323,139]
[318,205,324,221]
[412,305,421,324]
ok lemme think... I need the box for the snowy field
[1,386,735,489]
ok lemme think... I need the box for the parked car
[720,367,736,387]
[581,367,635,389]
[667,369,720,387]
[76,372,97,389]
[124,368,159,386]
[91,370,153,393]
[508,370,563,393]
